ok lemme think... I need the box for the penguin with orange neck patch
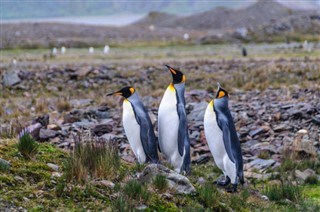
[158,65,190,174]
[204,83,244,192]
[107,87,159,164]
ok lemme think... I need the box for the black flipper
[134,110,159,163]
[177,103,187,157]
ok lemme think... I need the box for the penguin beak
[165,64,177,75]
[106,91,122,96]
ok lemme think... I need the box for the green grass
[263,183,305,203]
[64,137,123,184]
[17,132,39,158]
[152,174,168,192]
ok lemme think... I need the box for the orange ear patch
[181,75,186,83]
[129,88,135,94]
[218,91,226,98]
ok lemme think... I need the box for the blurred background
[1,0,320,49]
[1,1,320,210]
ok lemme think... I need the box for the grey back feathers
[128,92,159,163]
[214,95,244,183]
[174,83,191,174]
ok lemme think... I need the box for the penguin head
[166,65,186,84]
[215,82,228,99]
[213,83,229,110]
[107,86,135,99]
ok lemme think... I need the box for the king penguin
[158,65,190,174]
[108,87,159,164]
[204,83,244,192]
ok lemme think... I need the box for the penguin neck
[214,97,229,113]
[127,92,140,104]
[172,82,185,105]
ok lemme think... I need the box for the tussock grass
[304,176,318,185]
[152,174,168,192]
[57,98,71,112]
[112,180,150,210]
[64,134,121,184]
[17,132,39,158]
[263,183,305,203]
[197,182,226,210]
[123,180,150,202]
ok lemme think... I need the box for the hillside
[134,0,319,30]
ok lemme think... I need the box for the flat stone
[0,158,11,168]
[47,163,59,171]
[75,67,92,77]
[296,169,316,180]
[47,124,61,131]
[121,155,136,163]
[244,158,276,171]
[2,70,21,87]
[92,124,113,136]
[192,153,211,164]
[39,129,60,141]
[139,164,196,194]
[14,176,24,182]
[249,128,266,137]
[99,133,117,141]
[70,99,94,107]
[94,180,115,188]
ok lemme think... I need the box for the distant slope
[133,0,319,30]
[2,0,248,20]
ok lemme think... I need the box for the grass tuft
[304,175,318,185]
[123,180,150,202]
[152,174,168,192]
[64,134,121,184]
[17,132,39,158]
[263,183,304,203]
[198,182,226,210]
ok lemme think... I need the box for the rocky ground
[1,45,320,210]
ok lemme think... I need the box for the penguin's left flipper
[136,116,158,162]
[218,119,235,163]
[177,103,187,157]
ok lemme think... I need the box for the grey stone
[187,102,208,122]
[70,99,94,107]
[39,129,60,141]
[99,133,117,141]
[139,164,196,194]
[94,180,115,188]
[244,158,276,171]
[92,124,113,136]
[47,163,59,171]
[249,128,266,137]
[0,158,11,169]
[2,70,21,87]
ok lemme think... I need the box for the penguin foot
[225,184,237,193]
[213,176,230,186]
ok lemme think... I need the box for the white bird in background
[52,47,57,55]
[103,45,110,54]
[303,40,311,52]
[89,47,94,54]
[61,46,66,54]
[11,58,17,66]
[183,33,189,40]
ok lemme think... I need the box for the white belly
[123,100,146,164]
[204,101,237,183]
[158,85,184,172]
